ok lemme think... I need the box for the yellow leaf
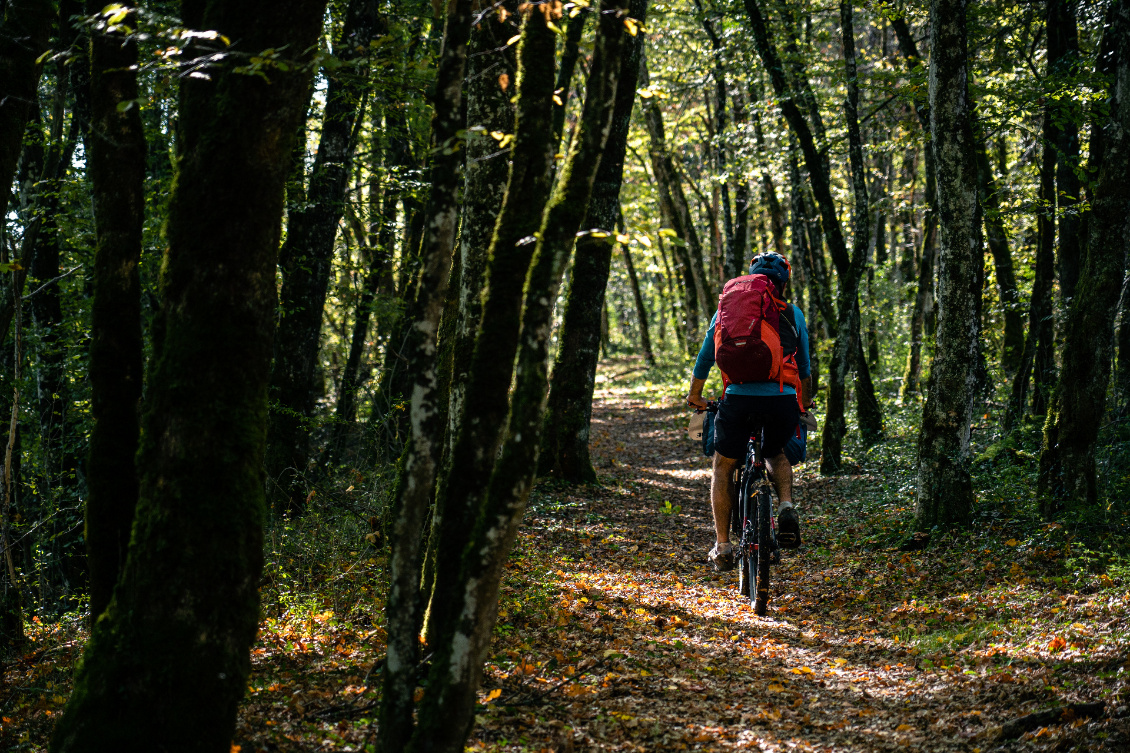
[896,723,913,732]
[658,228,678,238]
[636,234,652,247]
[552,94,563,106]
[615,233,630,244]
[767,682,785,692]
[1006,539,1018,546]
[623,17,638,36]
[506,34,521,46]
[485,688,502,702]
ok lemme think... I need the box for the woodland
[1,0,1130,750]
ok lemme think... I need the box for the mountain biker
[685,252,813,571]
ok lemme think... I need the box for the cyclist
[685,252,813,571]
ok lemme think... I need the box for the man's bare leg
[764,452,793,508]
[766,451,802,548]
[711,452,740,545]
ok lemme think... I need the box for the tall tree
[913,0,979,531]
[50,0,327,747]
[0,0,53,219]
[1038,0,1130,512]
[377,0,473,746]
[405,6,559,732]
[84,0,146,621]
[538,0,648,483]
[407,5,625,748]
[266,0,382,515]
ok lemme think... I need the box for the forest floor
[3,362,1130,751]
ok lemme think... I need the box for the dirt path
[468,389,1129,752]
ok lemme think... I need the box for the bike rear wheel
[754,487,772,615]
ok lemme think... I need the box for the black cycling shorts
[712,393,800,460]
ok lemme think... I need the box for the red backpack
[714,274,802,405]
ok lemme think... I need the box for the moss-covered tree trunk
[49,1,326,748]
[411,5,558,715]
[550,8,586,152]
[409,6,624,750]
[913,0,979,531]
[84,0,146,621]
[266,0,381,515]
[376,0,473,747]
[0,0,53,219]
[538,0,648,483]
[1038,1,1130,512]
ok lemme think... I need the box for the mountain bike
[698,402,780,616]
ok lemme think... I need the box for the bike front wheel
[754,487,773,616]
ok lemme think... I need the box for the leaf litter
[3,385,1130,751]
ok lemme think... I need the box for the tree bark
[377,0,473,746]
[50,1,326,747]
[538,0,648,483]
[84,0,146,621]
[410,5,624,749]
[820,0,874,472]
[975,139,1024,376]
[1008,110,1059,428]
[0,0,53,220]
[913,0,979,531]
[899,216,937,401]
[1049,0,1083,304]
[550,8,586,153]
[639,52,712,333]
[1038,1,1130,512]
[414,6,558,710]
[622,237,655,366]
[266,0,382,515]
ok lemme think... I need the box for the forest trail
[463,385,1129,752]
[4,383,1128,751]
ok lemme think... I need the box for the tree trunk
[84,0,146,621]
[538,0,648,483]
[410,6,624,749]
[913,0,979,531]
[29,60,84,602]
[639,53,712,329]
[551,8,587,152]
[1049,0,1083,305]
[376,0,473,746]
[900,216,937,401]
[0,0,53,219]
[266,0,382,516]
[975,140,1024,376]
[1038,1,1130,513]
[413,7,559,711]
[50,1,326,747]
[1008,110,1059,428]
[622,237,655,366]
[820,0,872,473]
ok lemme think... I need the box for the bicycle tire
[737,463,755,600]
[754,487,772,616]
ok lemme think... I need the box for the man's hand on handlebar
[687,393,708,410]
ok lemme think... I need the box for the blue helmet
[748,252,791,292]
